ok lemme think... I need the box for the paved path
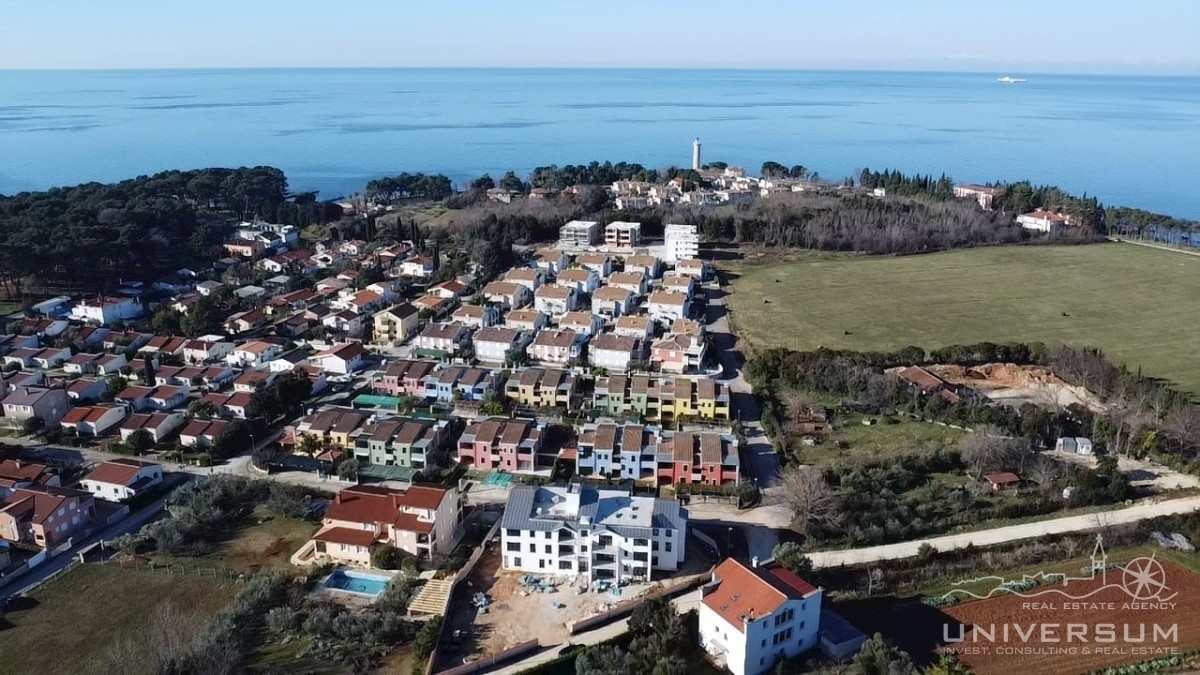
[807,494,1200,569]
[1111,237,1200,257]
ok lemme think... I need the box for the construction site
[924,362,1110,412]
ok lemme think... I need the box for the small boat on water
[996,76,1027,84]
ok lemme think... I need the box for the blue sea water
[1,68,1198,218]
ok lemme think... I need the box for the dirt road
[808,494,1200,569]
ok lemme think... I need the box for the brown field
[939,559,1200,675]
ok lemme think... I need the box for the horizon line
[1,65,1198,78]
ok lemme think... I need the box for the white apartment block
[604,221,642,248]
[500,484,687,584]
[559,220,600,246]
[664,223,700,262]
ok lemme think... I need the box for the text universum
[944,623,1179,643]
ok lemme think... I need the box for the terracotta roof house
[292,484,461,567]
[698,557,823,675]
[80,458,163,502]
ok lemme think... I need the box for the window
[545,544,552,553]
[506,542,520,552]
[664,542,672,552]
[538,559,545,569]
[652,541,659,551]
[513,557,522,567]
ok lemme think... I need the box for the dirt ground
[442,544,680,662]
[1047,448,1200,492]
[928,363,1109,413]
[939,559,1200,675]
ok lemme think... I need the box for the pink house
[456,418,543,473]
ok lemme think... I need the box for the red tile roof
[702,558,820,633]
[312,526,377,547]
[84,459,158,486]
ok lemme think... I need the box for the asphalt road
[703,283,781,490]
[807,494,1200,569]
[0,473,188,596]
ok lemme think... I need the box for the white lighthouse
[691,138,702,171]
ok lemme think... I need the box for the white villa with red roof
[698,557,824,675]
[80,458,163,502]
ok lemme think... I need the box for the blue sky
[2,0,1197,74]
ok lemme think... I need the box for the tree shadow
[835,596,968,667]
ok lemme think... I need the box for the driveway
[807,494,1200,569]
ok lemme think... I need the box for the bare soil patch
[928,363,1109,413]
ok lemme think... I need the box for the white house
[71,296,143,325]
[698,557,823,675]
[1017,210,1071,233]
[60,404,127,437]
[313,342,368,375]
[589,334,642,373]
[226,340,282,368]
[182,339,234,364]
[414,323,472,358]
[556,268,600,295]
[613,316,653,341]
[500,484,687,583]
[482,281,532,310]
[647,291,691,326]
[534,285,580,316]
[607,271,648,296]
[452,304,502,329]
[664,223,701,263]
[528,329,585,366]
[503,267,546,292]
[472,326,529,365]
[119,411,186,444]
[80,458,163,502]
[558,312,604,337]
[592,286,637,318]
[504,309,548,333]
[532,248,570,276]
[400,256,436,278]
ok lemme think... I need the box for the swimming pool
[323,569,392,597]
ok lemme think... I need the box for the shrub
[410,616,442,675]
[372,544,401,570]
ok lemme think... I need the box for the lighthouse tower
[692,138,702,171]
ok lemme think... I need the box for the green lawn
[808,413,965,466]
[0,564,238,675]
[725,243,1200,393]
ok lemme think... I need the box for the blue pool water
[323,569,391,597]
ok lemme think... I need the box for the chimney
[751,555,759,568]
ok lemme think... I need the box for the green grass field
[0,564,238,675]
[725,243,1200,393]
[813,414,965,467]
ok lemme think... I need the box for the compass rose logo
[1120,557,1172,600]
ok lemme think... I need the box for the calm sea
[1,68,1198,218]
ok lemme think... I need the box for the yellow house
[372,303,420,346]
